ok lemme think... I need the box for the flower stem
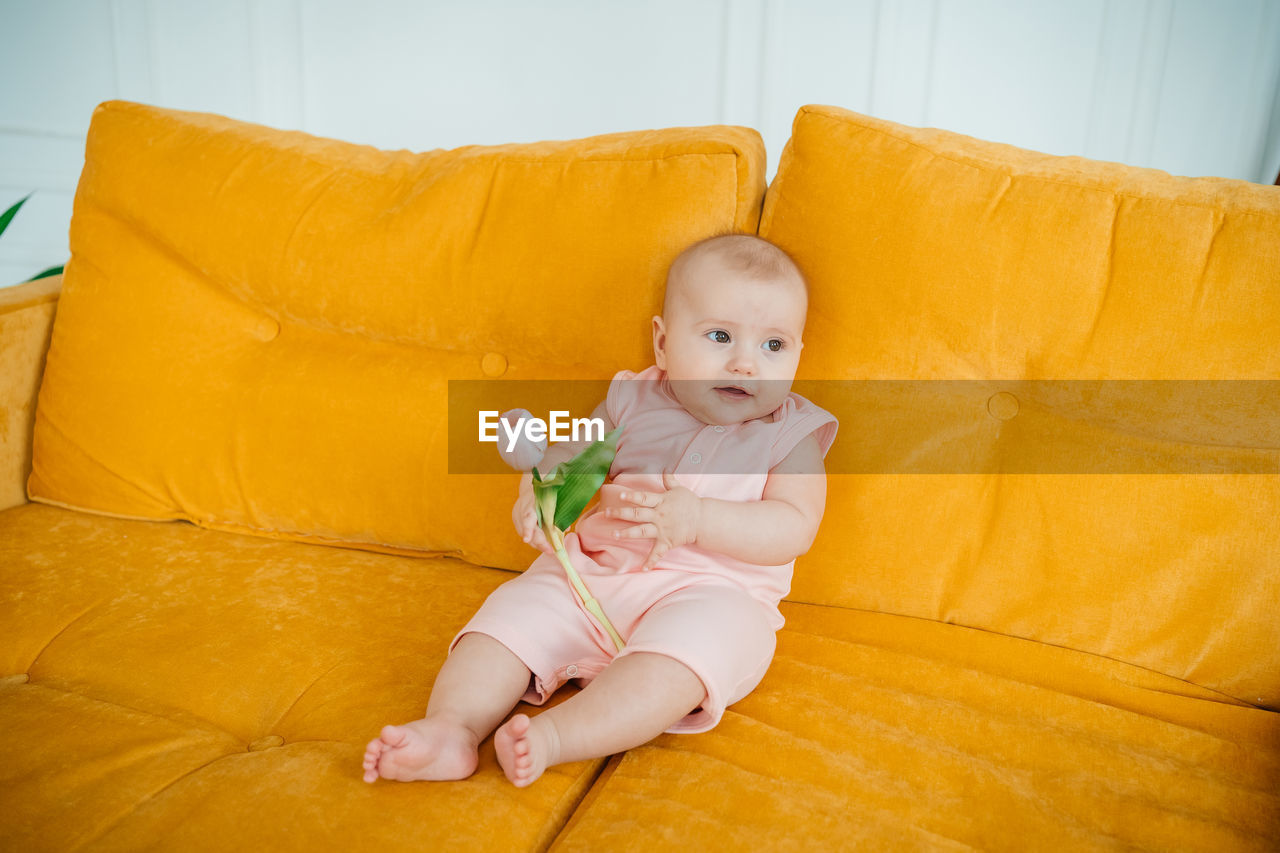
[546,524,625,652]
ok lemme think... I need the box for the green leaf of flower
[27,265,63,282]
[0,194,32,240]
[531,426,622,532]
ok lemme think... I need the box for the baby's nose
[727,350,757,374]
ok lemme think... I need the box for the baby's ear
[651,315,668,369]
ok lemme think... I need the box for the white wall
[2,0,1278,288]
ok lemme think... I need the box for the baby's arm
[608,433,827,568]
[512,399,615,551]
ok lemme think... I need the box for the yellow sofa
[2,100,1278,850]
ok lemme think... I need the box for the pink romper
[454,366,838,732]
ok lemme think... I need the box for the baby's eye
[764,338,785,352]
[706,330,730,344]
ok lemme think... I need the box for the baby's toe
[379,725,409,747]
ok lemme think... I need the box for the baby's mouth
[714,385,753,399]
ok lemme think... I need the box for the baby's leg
[494,581,775,787]
[495,650,705,787]
[363,632,531,783]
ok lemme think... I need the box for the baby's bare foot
[494,713,560,787]
[362,717,478,783]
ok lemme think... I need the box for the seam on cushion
[97,101,406,180]
[539,754,619,852]
[769,647,1280,800]
[30,415,178,513]
[69,751,242,851]
[79,155,760,352]
[81,199,614,355]
[0,288,59,315]
[532,755,613,853]
[757,659,1274,839]
[27,493,181,524]
[192,516,469,561]
[620,729,997,850]
[491,149,762,229]
[797,108,1280,218]
[100,101,760,172]
[196,516,519,574]
[84,198,278,323]
[69,739,386,851]
[27,491,480,565]
[12,676,241,749]
[489,149,747,165]
[733,144,765,234]
[776,597,1264,713]
[278,170,343,275]
[25,605,99,674]
[268,661,344,735]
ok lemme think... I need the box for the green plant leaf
[531,470,558,533]
[0,193,32,240]
[532,426,622,532]
[28,264,63,282]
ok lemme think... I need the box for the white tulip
[496,408,547,471]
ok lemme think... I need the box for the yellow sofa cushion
[0,502,601,851]
[763,105,1280,709]
[29,101,765,571]
[768,105,1280,382]
[0,276,59,512]
[555,601,1280,850]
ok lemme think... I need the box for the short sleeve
[768,395,838,469]
[605,368,639,428]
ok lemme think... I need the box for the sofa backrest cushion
[30,101,765,570]
[762,105,1279,708]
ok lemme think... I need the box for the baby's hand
[606,472,701,570]
[513,472,553,554]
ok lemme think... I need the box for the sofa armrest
[0,274,61,512]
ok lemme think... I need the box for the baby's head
[653,234,808,426]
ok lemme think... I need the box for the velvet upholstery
[763,105,1280,711]
[2,102,1277,850]
[0,502,598,851]
[29,101,765,572]
[0,276,58,512]
[556,604,1280,850]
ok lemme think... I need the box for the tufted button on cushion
[247,735,284,752]
[480,352,508,377]
[253,316,280,342]
[986,391,1019,421]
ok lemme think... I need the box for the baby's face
[653,252,806,426]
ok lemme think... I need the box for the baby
[363,234,836,787]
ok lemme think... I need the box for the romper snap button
[713,425,725,433]
[689,452,702,464]
[565,664,579,678]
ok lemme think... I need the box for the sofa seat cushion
[553,602,1280,851]
[0,503,601,851]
